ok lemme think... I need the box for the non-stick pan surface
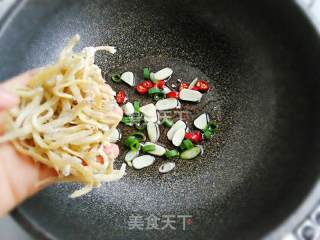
[1,0,320,239]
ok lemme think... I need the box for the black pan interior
[1,0,320,239]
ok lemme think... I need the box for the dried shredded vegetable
[0,35,126,198]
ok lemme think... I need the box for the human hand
[0,70,57,217]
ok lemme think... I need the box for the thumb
[0,87,19,111]
[0,69,39,111]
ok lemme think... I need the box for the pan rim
[2,0,320,239]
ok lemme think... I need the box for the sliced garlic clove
[143,142,166,156]
[194,113,209,130]
[179,89,202,102]
[167,120,186,141]
[122,102,135,115]
[140,103,157,117]
[132,155,155,169]
[108,128,121,143]
[188,77,198,89]
[125,150,139,162]
[147,122,160,142]
[120,71,135,86]
[159,162,176,173]
[154,67,173,81]
[155,98,179,111]
[172,127,186,146]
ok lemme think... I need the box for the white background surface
[0,0,319,239]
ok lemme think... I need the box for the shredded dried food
[0,35,126,198]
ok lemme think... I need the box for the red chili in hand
[179,82,190,91]
[115,90,126,105]
[185,131,203,143]
[195,80,209,92]
[135,83,148,95]
[166,91,179,99]
[142,80,154,89]
[154,80,165,89]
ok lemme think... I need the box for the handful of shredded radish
[0,35,126,198]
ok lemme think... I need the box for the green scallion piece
[164,150,179,158]
[111,73,121,83]
[206,121,217,132]
[203,129,213,139]
[133,101,140,113]
[142,144,156,153]
[148,88,165,101]
[181,139,194,150]
[180,146,201,160]
[128,132,146,142]
[121,116,133,126]
[148,88,162,95]
[134,122,146,131]
[143,67,151,80]
[162,118,174,128]
[125,136,140,151]
[203,121,217,139]
[153,93,165,101]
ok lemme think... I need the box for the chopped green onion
[148,88,164,100]
[180,146,201,160]
[121,116,132,126]
[143,67,151,80]
[164,150,179,158]
[134,122,146,130]
[206,121,217,131]
[153,93,164,101]
[203,129,213,139]
[111,73,121,83]
[125,136,140,151]
[128,132,146,142]
[203,121,217,139]
[142,144,156,153]
[132,112,143,124]
[148,88,162,95]
[162,118,174,128]
[181,139,194,150]
[133,101,140,113]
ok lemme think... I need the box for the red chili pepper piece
[185,131,202,143]
[191,131,203,143]
[191,86,200,91]
[154,80,165,89]
[184,132,193,140]
[142,80,154,89]
[115,90,126,105]
[195,80,209,92]
[179,82,190,91]
[166,91,179,99]
[135,83,148,95]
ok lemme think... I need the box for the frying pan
[1,0,320,239]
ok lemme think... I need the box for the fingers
[0,69,39,111]
[1,68,39,90]
[0,88,19,111]
[0,143,57,217]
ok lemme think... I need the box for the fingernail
[0,87,19,110]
